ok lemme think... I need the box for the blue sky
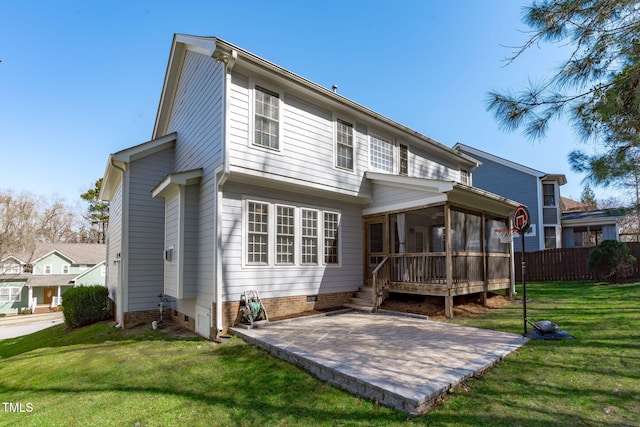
[0,0,620,205]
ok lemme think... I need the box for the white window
[276,205,295,265]
[245,200,340,267]
[61,264,70,274]
[44,265,52,274]
[323,212,339,264]
[1,263,21,274]
[544,227,557,249]
[399,144,408,176]
[0,287,21,302]
[370,133,394,172]
[247,201,269,264]
[336,119,354,170]
[543,183,556,206]
[254,86,279,150]
[460,169,470,185]
[301,209,318,265]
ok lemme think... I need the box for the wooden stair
[344,285,375,312]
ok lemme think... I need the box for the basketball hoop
[495,228,514,244]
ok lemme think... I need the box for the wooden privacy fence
[514,242,640,282]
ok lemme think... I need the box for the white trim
[0,286,22,302]
[454,143,547,178]
[241,196,343,268]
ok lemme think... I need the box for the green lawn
[0,281,638,426]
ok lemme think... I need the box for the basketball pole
[521,232,527,337]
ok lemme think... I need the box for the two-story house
[0,243,106,316]
[100,35,519,339]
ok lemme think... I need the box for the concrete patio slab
[231,311,527,415]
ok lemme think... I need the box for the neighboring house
[0,243,106,316]
[454,143,622,251]
[100,34,519,339]
[454,143,567,251]
[561,203,625,247]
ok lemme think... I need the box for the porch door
[364,216,387,284]
[43,287,55,305]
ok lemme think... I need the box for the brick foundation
[171,309,195,332]
[214,291,353,335]
[122,310,161,329]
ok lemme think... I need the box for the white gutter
[109,156,127,326]
[213,47,236,334]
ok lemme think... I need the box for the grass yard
[0,281,638,426]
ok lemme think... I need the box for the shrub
[62,286,111,328]
[588,240,637,282]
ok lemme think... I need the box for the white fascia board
[112,132,177,163]
[32,250,75,266]
[362,194,448,216]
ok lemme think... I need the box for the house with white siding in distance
[100,34,520,339]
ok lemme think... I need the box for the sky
[0,0,624,207]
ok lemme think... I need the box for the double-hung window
[247,202,269,264]
[254,86,279,150]
[543,183,556,206]
[399,144,408,176]
[301,209,318,265]
[246,200,340,266]
[370,133,394,172]
[0,287,21,302]
[323,212,339,264]
[276,205,295,264]
[336,119,354,170]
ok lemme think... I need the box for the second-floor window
[44,265,52,274]
[370,134,394,172]
[543,183,556,206]
[254,86,279,150]
[336,119,354,170]
[399,144,408,176]
[62,265,70,274]
[460,169,470,185]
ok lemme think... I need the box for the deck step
[344,303,374,313]
[349,297,373,307]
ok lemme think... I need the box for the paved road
[0,312,64,339]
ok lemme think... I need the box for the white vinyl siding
[254,86,280,150]
[301,209,318,265]
[336,119,354,170]
[370,134,394,172]
[223,182,361,302]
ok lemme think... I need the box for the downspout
[110,156,127,326]
[213,46,236,334]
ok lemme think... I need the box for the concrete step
[349,297,373,307]
[344,303,374,313]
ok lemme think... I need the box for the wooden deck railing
[371,252,512,309]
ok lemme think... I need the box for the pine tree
[80,179,109,244]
